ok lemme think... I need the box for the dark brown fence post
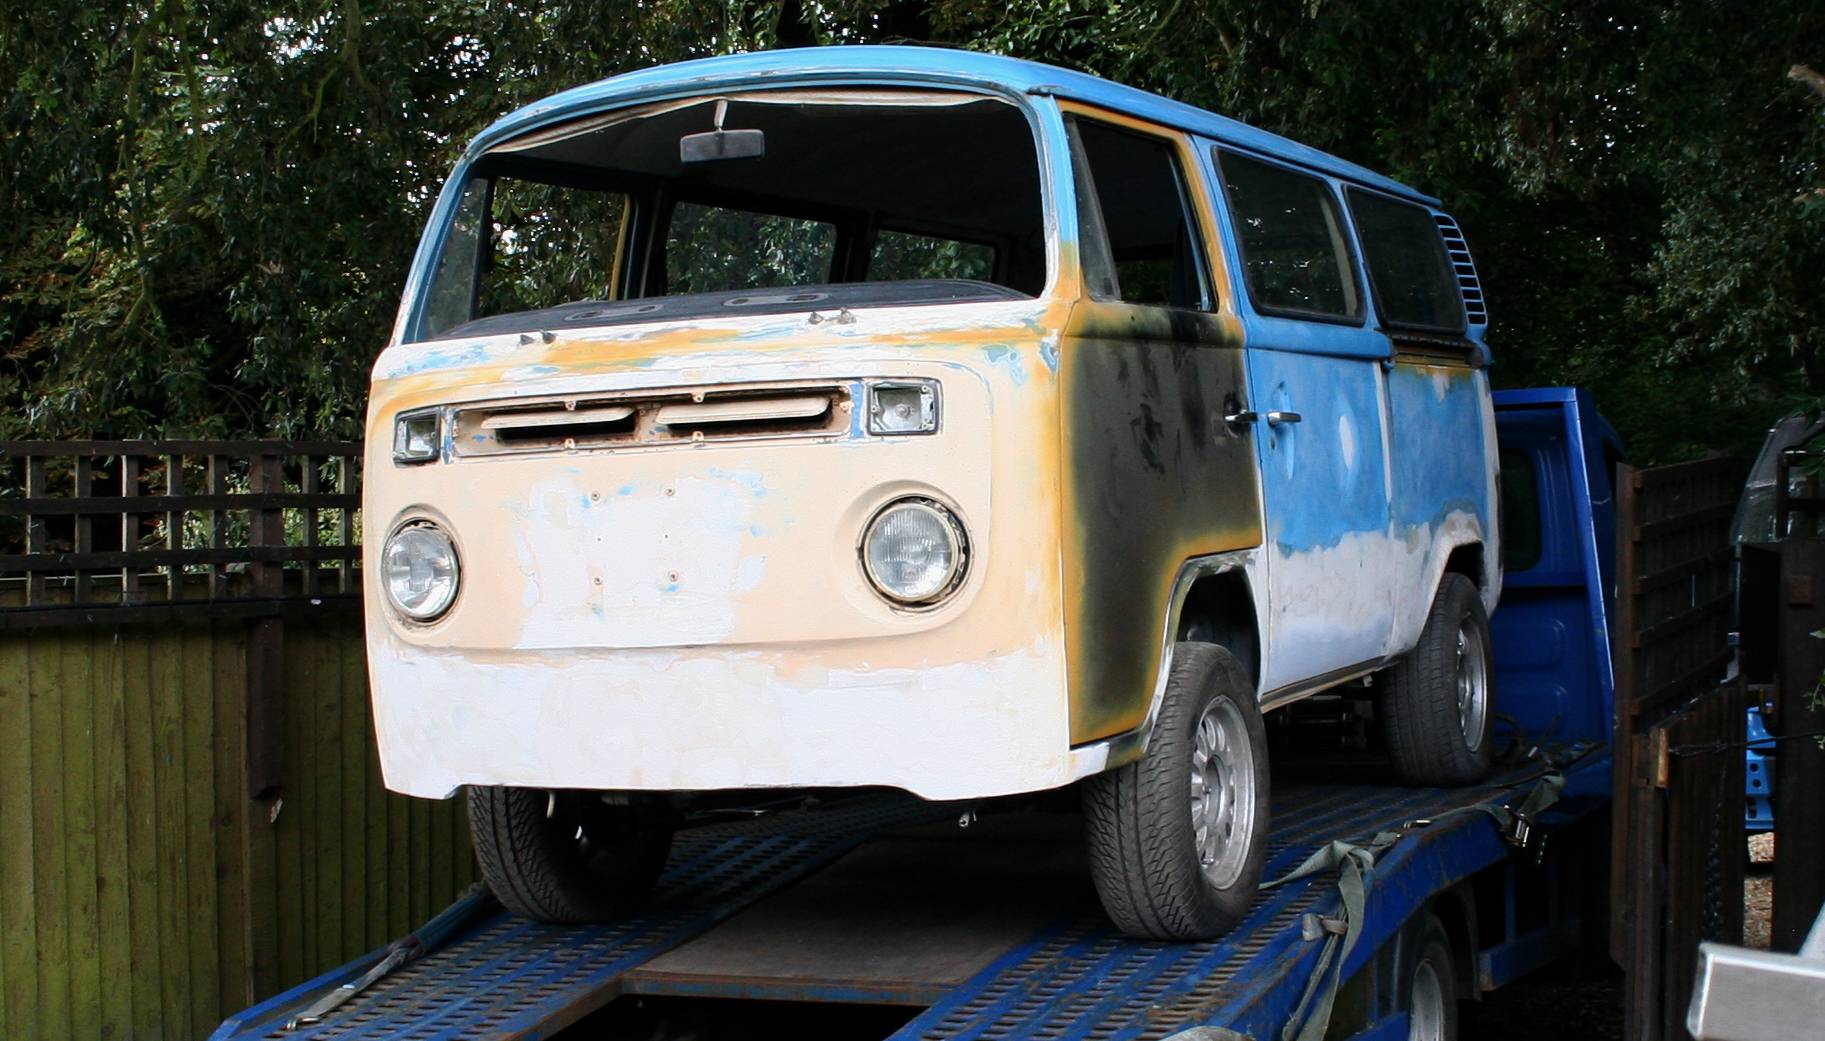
[246,450,287,800]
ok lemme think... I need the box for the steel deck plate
[214,758,1600,1041]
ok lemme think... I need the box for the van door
[1343,190,1495,647]
[1057,115,1263,744]
[1208,148,1396,698]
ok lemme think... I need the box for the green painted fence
[0,612,478,1041]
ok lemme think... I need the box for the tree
[3,1,1821,463]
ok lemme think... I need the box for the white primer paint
[367,629,1103,801]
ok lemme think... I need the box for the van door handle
[1265,410,1302,426]
[1223,408,1259,426]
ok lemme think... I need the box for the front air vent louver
[1434,213,1488,330]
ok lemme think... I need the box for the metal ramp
[213,756,1603,1041]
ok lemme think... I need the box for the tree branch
[1792,64,1825,104]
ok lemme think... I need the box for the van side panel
[1060,302,1262,744]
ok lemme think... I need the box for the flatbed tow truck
[211,388,1622,1041]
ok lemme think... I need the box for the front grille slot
[453,384,850,457]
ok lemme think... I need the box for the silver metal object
[1687,906,1825,1041]
[1191,696,1257,889]
[1265,410,1303,426]
[1455,621,1489,752]
[1409,954,1447,1041]
[1223,408,1259,426]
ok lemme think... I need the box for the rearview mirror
[679,128,765,163]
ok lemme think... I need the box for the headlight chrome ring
[860,497,968,606]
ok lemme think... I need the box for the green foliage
[2,1,1821,464]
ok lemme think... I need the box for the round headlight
[861,499,967,605]
[383,522,460,621]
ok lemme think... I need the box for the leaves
[2,0,1821,463]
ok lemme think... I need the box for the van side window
[1068,119,1209,309]
[1345,190,1464,332]
[1215,150,1359,320]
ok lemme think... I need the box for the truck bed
[211,749,1607,1041]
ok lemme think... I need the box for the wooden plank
[0,491,360,516]
[364,640,390,951]
[387,697,411,939]
[92,626,134,1041]
[28,630,71,1041]
[340,622,368,958]
[315,621,345,972]
[73,456,93,603]
[213,623,251,1014]
[25,456,46,605]
[0,542,362,571]
[120,631,165,1041]
[60,631,102,1040]
[165,454,184,603]
[120,456,141,601]
[183,626,223,1030]
[272,625,305,991]
[151,625,193,1041]
[0,636,38,1041]
[0,439,360,457]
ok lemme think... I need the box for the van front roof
[465,45,1438,207]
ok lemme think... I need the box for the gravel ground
[1745,833,1775,949]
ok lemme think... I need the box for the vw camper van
[365,47,1500,941]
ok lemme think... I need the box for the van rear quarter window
[1346,189,1464,332]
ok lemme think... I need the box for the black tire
[467,787,673,923]
[1381,574,1495,786]
[1083,642,1271,940]
[1404,914,1460,1041]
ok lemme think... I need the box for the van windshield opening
[418,90,1047,341]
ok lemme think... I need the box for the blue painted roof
[462,45,1436,205]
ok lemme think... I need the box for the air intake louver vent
[1434,214,1488,330]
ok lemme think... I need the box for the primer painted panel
[1057,302,1261,744]
[364,306,1074,798]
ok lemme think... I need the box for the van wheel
[1083,642,1270,940]
[1405,914,1460,1041]
[1381,574,1495,786]
[467,787,672,923]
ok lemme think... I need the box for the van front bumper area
[367,631,1111,801]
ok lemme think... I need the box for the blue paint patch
[705,467,768,496]
[982,345,1027,386]
[1386,366,1491,535]
[1039,341,1060,374]
[503,364,562,381]
[616,484,635,497]
[387,341,493,378]
[661,581,680,593]
[1247,350,1391,552]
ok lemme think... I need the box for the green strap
[1266,770,1565,1041]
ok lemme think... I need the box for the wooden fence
[0,442,478,1041]
[1610,457,1746,1041]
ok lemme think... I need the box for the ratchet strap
[1266,768,1566,1041]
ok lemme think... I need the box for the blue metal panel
[1491,390,1620,745]
[1746,706,1776,833]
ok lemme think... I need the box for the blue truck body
[213,388,1619,1041]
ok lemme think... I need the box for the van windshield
[418,90,1046,341]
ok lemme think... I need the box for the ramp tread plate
[230,796,955,1041]
[887,775,1542,1041]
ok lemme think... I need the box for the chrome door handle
[1223,408,1259,426]
[1265,410,1302,426]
